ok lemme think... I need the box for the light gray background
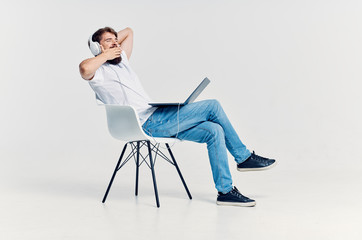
[1,0,361,239]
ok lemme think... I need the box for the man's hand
[100,45,122,60]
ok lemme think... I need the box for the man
[79,26,276,207]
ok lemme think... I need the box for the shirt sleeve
[120,50,129,65]
[90,65,104,83]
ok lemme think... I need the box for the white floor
[1,148,362,240]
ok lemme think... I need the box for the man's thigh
[143,100,216,138]
[176,121,223,143]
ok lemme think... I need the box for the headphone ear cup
[88,35,101,56]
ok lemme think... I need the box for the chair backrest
[103,104,150,142]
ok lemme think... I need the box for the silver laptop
[148,77,211,107]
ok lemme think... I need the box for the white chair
[101,104,192,208]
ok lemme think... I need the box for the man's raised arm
[79,53,108,80]
[79,45,121,80]
[117,27,133,60]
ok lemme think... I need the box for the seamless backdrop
[1,0,362,239]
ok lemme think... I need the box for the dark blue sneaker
[237,151,276,172]
[216,186,256,207]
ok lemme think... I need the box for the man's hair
[92,26,118,43]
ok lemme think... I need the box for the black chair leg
[147,141,160,208]
[135,141,140,196]
[166,143,192,199]
[102,143,128,203]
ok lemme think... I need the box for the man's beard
[107,56,122,65]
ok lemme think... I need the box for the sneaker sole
[216,200,256,207]
[237,161,277,172]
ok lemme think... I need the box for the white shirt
[88,50,157,125]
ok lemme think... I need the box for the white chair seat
[103,104,180,143]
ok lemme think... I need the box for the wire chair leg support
[166,143,192,200]
[135,141,140,196]
[147,141,160,208]
[102,143,128,203]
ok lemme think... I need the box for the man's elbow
[79,64,93,80]
[79,63,87,78]
[126,27,133,35]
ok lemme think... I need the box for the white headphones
[88,35,101,56]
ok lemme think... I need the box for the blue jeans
[142,99,251,193]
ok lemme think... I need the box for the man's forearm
[79,54,108,80]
